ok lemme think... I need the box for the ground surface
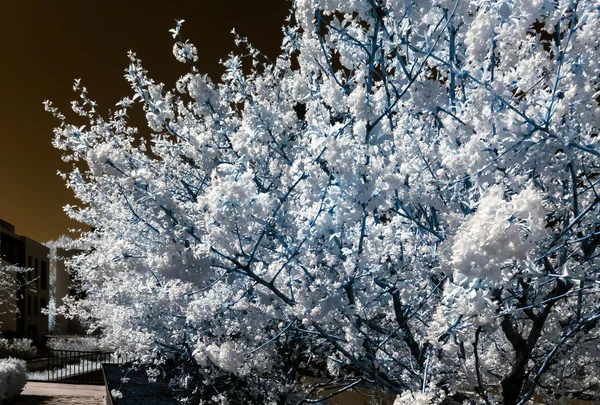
[103,364,177,405]
[12,382,107,405]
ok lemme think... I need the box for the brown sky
[0,1,289,243]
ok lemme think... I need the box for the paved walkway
[13,382,107,405]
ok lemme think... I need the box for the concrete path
[12,382,107,405]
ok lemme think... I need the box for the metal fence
[28,349,132,385]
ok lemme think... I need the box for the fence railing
[28,349,133,385]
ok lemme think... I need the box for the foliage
[0,265,31,330]
[0,339,36,360]
[0,357,26,403]
[47,0,600,403]
[46,336,111,352]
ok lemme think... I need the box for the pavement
[11,382,107,405]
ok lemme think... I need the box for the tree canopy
[48,0,600,403]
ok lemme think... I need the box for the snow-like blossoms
[48,0,600,404]
[393,389,440,405]
[110,389,123,399]
[451,185,547,283]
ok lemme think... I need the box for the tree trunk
[500,355,528,405]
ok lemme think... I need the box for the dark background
[0,1,290,243]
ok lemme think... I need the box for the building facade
[0,218,49,342]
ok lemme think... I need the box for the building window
[27,256,33,281]
[41,261,47,290]
[27,296,32,316]
[40,298,47,316]
[34,297,39,316]
[34,258,39,287]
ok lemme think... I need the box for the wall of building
[0,258,17,337]
[0,225,26,339]
[23,237,50,341]
[0,219,49,342]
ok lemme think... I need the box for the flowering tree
[47,0,600,403]
[0,264,30,330]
